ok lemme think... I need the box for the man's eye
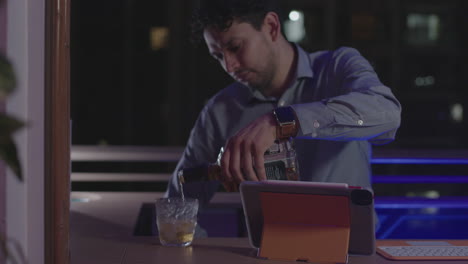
[229,46,240,53]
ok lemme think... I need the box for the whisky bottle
[178,140,300,187]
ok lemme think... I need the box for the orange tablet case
[258,192,351,263]
[240,180,376,259]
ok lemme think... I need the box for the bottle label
[265,161,287,180]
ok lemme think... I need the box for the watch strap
[276,121,296,140]
[273,106,298,140]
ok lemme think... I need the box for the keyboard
[377,246,468,260]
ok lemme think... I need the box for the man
[166,0,401,207]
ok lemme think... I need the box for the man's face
[203,20,277,92]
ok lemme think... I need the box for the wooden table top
[72,235,468,264]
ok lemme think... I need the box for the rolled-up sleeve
[292,47,401,144]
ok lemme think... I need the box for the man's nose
[223,53,239,73]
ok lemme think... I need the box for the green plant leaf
[0,114,24,136]
[0,136,22,181]
[0,54,16,98]
[0,53,23,182]
[0,114,24,181]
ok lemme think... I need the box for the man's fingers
[241,142,258,181]
[221,113,278,184]
[253,148,267,180]
[228,140,244,183]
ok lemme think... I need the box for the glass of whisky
[155,197,199,247]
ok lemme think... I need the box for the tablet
[240,180,376,255]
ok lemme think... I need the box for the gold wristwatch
[273,106,298,140]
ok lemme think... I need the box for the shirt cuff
[290,102,335,138]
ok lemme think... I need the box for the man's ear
[262,12,281,42]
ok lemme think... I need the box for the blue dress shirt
[166,45,401,206]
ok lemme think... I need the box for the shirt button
[357,120,364,125]
[313,121,320,128]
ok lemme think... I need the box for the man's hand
[220,112,277,183]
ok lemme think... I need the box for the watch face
[275,106,295,124]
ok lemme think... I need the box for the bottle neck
[179,163,221,183]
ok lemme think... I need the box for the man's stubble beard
[247,48,277,95]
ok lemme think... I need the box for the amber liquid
[158,220,196,246]
[286,167,299,181]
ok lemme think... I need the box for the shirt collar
[294,43,314,79]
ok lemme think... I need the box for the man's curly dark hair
[191,0,281,44]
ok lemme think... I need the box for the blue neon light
[375,203,468,209]
[374,197,468,209]
[378,215,468,239]
[371,158,468,164]
[372,175,468,184]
